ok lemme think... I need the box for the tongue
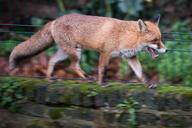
[148,47,158,58]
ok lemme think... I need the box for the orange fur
[9,13,167,88]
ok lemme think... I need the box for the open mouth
[147,47,159,58]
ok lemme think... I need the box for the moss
[26,120,43,128]
[61,80,81,85]
[61,87,75,104]
[1,76,192,98]
[49,108,64,119]
[183,93,192,99]
[157,84,192,96]
[0,76,147,94]
[0,76,50,90]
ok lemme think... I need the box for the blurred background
[0,0,191,85]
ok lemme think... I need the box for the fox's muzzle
[157,47,167,53]
[158,41,167,53]
[148,40,167,53]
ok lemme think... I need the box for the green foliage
[119,59,130,78]
[80,50,99,74]
[85,88,98,97]
[157,21,192,84]
[82,0,105,16]
[0,78,24,112]
[0,33,26,57]
[138,21,192,84]
[49,108,64,119]
[116,97,139,126]
[118,0,144,18]
[31,17,45,25]
[82,0,145,18]
[56,0,66,12]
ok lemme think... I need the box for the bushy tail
[9,22,54,69]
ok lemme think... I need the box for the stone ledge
[0,77,192,127]
[1,103,192,128]
[0,77,192,110]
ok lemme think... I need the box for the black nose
[165,49,168,53]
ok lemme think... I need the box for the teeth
[147,47,159,59]
[152,54,159,58]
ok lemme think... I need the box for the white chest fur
[111,43,146,58]
[111,49,139,58]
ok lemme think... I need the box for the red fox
[9,13,167,88]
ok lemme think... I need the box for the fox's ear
[150,14,160,25]
[137,19,147,33]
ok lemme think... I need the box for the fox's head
[137,14,167,58]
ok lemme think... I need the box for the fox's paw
[46,77,57,82]
[9,63,16,70]
[146,83,158,88]
[86,75,97,83]
[101,83,111,88]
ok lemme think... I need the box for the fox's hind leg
[61,45,87,79]
[47,47,68,79]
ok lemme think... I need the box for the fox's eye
[152,39,158,42]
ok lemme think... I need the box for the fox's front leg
[127,56,157,88]
[98,52,111,87]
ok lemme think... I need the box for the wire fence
[0,23,192,87]
[0,26,192,52]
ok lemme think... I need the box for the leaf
[118,0,144,16]
[15,94,23,99]
[87,91,98,97]
[128,108,135,114]
[13,82,20,87]
[116,103,127,109]
[2,96,13,102]
[133,101,139,105]
[118,2,127,13]
[123,99,129,104]
[115,113,121,119]
[7,88,14,93]
[2,83,10,88]
[31,17,44,25]
[128,119,137,126]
